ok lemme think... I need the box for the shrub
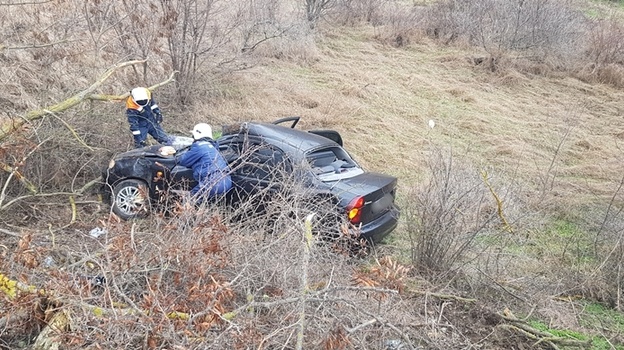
[417,0,587,70]
[0,175,415,348]
[404,149,499,277]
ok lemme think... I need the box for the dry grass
[206,23,624,204]
[203,23,624,326]
[4,1,624,348]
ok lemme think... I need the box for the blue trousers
[192,174,233,199]
[133,119,171,148]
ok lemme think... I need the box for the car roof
[223,122,340,155]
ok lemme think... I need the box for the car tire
[112,179,150,220]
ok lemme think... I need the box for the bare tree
[419,0,586,69]
[305,0,333,28]
[110,0,164,83]
[83,0,127,61]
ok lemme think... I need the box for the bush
[575,17,624,87]
[404,149,499,277]
[329,0,390,26]
[0,180,417,348]
[417,0,587,71]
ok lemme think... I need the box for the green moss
[527,318,624,350]
[542,218,595,266]
[581,302,624,333]
[528,320,587,340]
[550,219,580,238]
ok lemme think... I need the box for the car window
[306,147,364,181]
[248,144,290,172]
[226,135,291,183]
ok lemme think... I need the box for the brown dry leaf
[196,321,212,333]
[146,334,158,349]
[16,233,32,252]
[351,273,379,288]
[15,233,38,268]
[260,285,284,297]
[323,325,352,350]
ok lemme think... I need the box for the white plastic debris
[43,256,55,267]
[384,339,404,350]
[89,227,107,238]
[159,146,176,156]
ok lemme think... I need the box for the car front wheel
[112,179,150,220]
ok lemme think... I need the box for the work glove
[155,112,163,123]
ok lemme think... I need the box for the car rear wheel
[112,179,150,220]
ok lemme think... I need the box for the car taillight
[347,196,364,224]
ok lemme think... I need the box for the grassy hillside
[3,0,624,348]
[210,22,624,214]
[158,20,624,346]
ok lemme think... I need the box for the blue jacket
[177,138,232,195]
[126,93,163,132]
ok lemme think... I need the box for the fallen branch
[0,227,22,238]
[2,38,70,51]
[0,177,101,211]
[0,161,38,196]
[87,71,178,102]
[0,59,166,142]
[44,110,94,151]
[409,290,476,303]
[0,138,48,208]
[32,309,71,350]
[0,1,53,7]
[498,309,591,349]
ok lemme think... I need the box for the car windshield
[306,147,364,182]
[170,135,194,150]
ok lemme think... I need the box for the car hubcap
[116,186,145,215]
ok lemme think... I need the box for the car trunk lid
[330,172,398,225]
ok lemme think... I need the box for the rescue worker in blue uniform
[126,87,171,148]
[177,123,232,200]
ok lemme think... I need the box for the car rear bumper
[359,205,400,244]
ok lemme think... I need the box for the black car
[101,117,399,243]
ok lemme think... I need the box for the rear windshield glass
[306,147,364,181]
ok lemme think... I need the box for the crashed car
[101,117,400,243]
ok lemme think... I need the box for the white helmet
[191,123,213,140]
[130,87,150,106]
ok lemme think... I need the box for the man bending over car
[126,87,172,148]
[176,123,232,200]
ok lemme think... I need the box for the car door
[166,147,197,191]
[229,135,291,196]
